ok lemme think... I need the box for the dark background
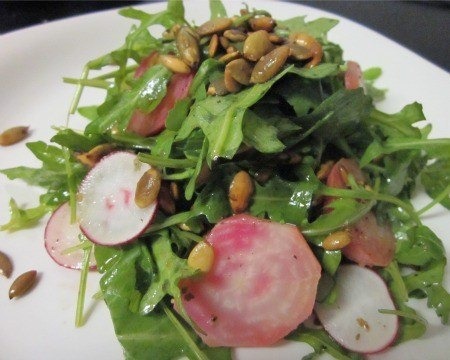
[0,1,449,71]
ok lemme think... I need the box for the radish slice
[344,61,362,90]
[44,202,96,270]
[315,265,398,354]
[77,151,157,246]
[180,214,321,347]
[343,212,395,267]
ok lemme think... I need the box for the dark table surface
[1,1,449,72]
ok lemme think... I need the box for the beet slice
[77,151,157,246]
[180,214,322,347]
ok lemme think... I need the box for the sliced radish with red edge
[180,214,322,347]
[77,151,157,246]
[315,264,398,354]
[44,202,96,270]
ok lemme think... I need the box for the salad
[1,0,450,359]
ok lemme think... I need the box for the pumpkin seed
[0,250,12,278]
[188,242,214,273]
[135,168,162,208]
[208,34,219,57]
[249,16,276,32]
[76,144,115,168]
[159,54,191,74]
[208,76,229,96]
[243,30,274,61]
[219,35,230,50]
[225,58,253,85]
[288,42,313,61]
[218,51,241,64]
[223,29,247,42]
[229,170,254,213]
[322,230,351,251]
[158,184,176,215]
[176,26,200,68]
[250,45,290,84]
[0,126,29,146]
[268,33,285,44]
[196,17,233,36]
[9,270,37,299]
[224,68,241,93]
[170,181,180,200]
[316,160,335,181]
[289,32,323,68]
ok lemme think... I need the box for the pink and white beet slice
[315,264,398,354]
[180,214,322,347]
[44,202,96,270]
[77,151,157,246]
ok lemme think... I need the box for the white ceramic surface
[1,1,449,359]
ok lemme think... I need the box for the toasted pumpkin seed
[223,29,247,42]
[196,17,233,36]
[219,35,230,50]
[158,184,176,215]
[208,34,219,57]
[225,58,253,85]
[135,168,162,208]
[268,33,284,44]
[249,16,276,32]
[170,181,180,200]
[289,32,323,68]
[188,242,214,273]
[0,126,29,146]
[288,42,313,61]
[76,144,115,168]
[322,230,351,251]
[159,54,191,74]
[243,30,274,61]
[176,26,200,68]
[224,68,241,93]
[0,251,12,278]
[316,160,335,181]
[208,76,229,96]
[229,170,254,213]
[9,270,37,299]
[250,45,290,84]
[218,51,241,64]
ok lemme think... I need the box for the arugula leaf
[242,110,286,153]
[288,326,362,360]
[85,65,171,135]
[250,168,319,227]
[140,235,195,315]
[209,0,227,19]
[277,16,339,40]
[421,159,450,209]
[0,200,49,232]
[95,242,231,360]
[360,137,450,167]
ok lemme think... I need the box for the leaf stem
[162,302,209,360]
[75,244,93,327]
[417,184,450,216]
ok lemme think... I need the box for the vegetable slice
[44,202,96,270]
[326,158,395,267]
[180,214,321,347]
[77,151,157,246]
[315,264,398,354]
[127,72,194,136]
[344,61,362,90]
[343,212,395,267]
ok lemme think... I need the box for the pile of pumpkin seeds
[158,8,324,95]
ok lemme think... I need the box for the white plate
[0,1,449,359]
